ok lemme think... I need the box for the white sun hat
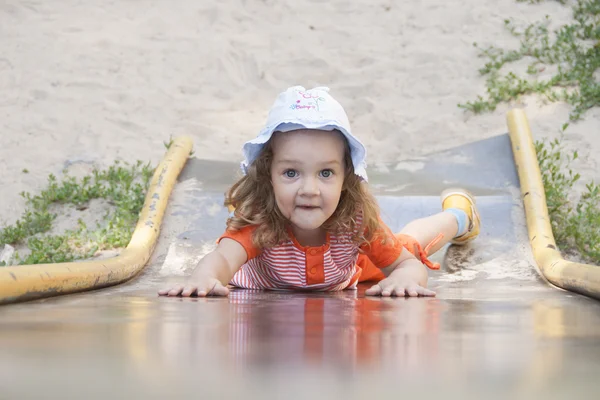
[241,86,368,181]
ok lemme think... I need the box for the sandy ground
[1,0,599,229]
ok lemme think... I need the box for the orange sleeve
[217,225,261,261]
[359,217,404,268]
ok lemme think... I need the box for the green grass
[459,0,600,122]
[461,0,600,264]
[0,160,154,266]
[0,137,193,267]
[536,138,600,262]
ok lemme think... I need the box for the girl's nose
[299,177,320,196]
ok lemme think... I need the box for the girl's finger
[365,284,382,296]
[392,286,407,297]
[181,286,198,297]
[412,285,436,297]
[210,283,230,296]
[199,281,223,297]
[406,286,419,297]
[167,285,185,297]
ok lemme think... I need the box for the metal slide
[1,115,599,399]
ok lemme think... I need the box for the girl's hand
[158,276,230,297]
[365,277,436,297]
[158,238,246,298]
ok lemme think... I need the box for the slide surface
[1,134,599,399]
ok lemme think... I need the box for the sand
[1,0,599,229]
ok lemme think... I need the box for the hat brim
[241,120,368,181]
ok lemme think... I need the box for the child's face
[270,129,346,239]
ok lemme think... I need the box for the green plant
[517,0,567,4]
[163,135,174,150]
[536,138,580,244]
[164,135,194,156]
[460,0,600,121]
[536,138,600,263]
[462,1,600,265]
[0,160,154,266]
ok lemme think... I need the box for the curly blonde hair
[224,133,383,249]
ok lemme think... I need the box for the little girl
[159,86,480,298]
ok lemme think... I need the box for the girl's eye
[320,169,333,178]
[284,170,297,178]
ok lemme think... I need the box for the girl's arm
[365,249,436,297]
[158,238,247,297]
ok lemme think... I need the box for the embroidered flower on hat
[289,90,326,111]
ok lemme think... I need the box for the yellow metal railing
[507,109,600,299]
[0,136,193,304]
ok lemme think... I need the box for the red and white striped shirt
[218,218,405,291]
